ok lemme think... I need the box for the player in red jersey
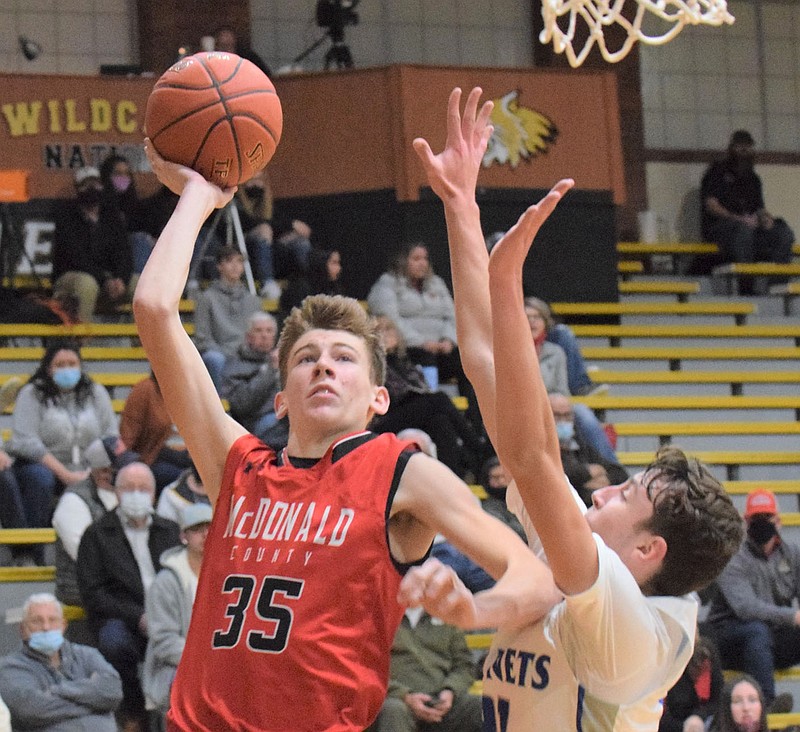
[134,142,560,731]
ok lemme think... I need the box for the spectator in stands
[119,372,192,492]
[549,392,628,507]
[51,436,137,607]
[709,674,769,732]
[280,247,343,319]
[401,428,494,594]
[143,503,211,719]
[76,462,180,732]
[0,592,122,732]
[485,233,603,398]
[524,297,617,464]
[369,605,482,732]
[477,456,526,542]
[367,241,480,429]
[156,464,210,526]
[0,439,31,566]
[52,166,133,322]
[7,341,118,545]
[193,245,263,390]
[213,25,271,77]
[232,168,280,298]
[659,631,724,732]
[701,130,794,291]
[221,312,281,437]
[98,154,154,280]
[706,488,799,714]
[371,316,484,479]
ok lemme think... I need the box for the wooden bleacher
[617,280,700,301]
[770,282,800,315]
[588,369,800,396]
[572,323,800,346]
[580,346,800,370]
[615,421,800,445]
[617,451,800,480]
[550,301,755,324]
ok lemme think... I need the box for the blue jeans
[547,323,593,395]
[97,618,147,720]
[201,350,227,392]
[12,460,57,528]
[245,230,275,283]
[573,403,616,463]
[431,541,495,594]
[711,618,800,701]
[130,231,156,274]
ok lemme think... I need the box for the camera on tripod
[316,0,360,34]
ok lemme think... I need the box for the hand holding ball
[145,52,282,187]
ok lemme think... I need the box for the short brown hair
[638,446,743,597]
[277,294,386,387]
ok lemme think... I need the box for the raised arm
[133,142,247,505]
[413,88,500,443]
[487,192,603,596]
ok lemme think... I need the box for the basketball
[144,52,282,187]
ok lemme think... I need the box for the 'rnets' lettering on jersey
[223,495,355,546]
[485,646,551,690]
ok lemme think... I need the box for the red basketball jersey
[167,431,417,732]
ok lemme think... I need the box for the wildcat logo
[483,91,558,169]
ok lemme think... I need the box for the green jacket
[386,612,475,700]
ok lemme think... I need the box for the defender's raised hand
[487,179,575,275]
[413,87,494,204]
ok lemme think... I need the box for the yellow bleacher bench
[616,261,643,277]
[572,323,800,347]
[574,394,800,411]
[617,241,719,256]
[723,480,800,495]
[614,421,800,445]
[550,301,754,324]
[0,528,56,544]
[617,280,700,301]
[617,451,800,481]
[0,346,148,361]
[0,566,55,582]
[580,346,800,370]
[589,369,800,396]
[714,262,800,277]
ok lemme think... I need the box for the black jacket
[76,510,180,630]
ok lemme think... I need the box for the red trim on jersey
[168,432,415,731]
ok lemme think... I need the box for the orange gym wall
[0,65,624,204]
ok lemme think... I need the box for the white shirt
[51,487,118,560]
[483,481,697,731]
[120,510,157,594]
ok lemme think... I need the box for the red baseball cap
[744,489,778,519]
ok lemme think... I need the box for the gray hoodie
[193,279,262,357]
[142,545,198,712]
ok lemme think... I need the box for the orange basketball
[145,52,282,187]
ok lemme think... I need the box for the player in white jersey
[399,88,743,731]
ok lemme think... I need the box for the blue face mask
[28,629,64,655]
[555,421,575,443]
[52,367,81,391]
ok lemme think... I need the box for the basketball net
[540,0,734,67]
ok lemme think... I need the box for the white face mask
[119,490,153,520]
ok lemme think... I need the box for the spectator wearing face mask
[52,166,133,322]
[51,436,138,607]
[0,592,122,732]
[76,463,180,732]
[548,393,628,507]
[99,154,155,281]
[705,489,799,714]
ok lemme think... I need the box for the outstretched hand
[144,138,236,209]
[397,558,478,629]
[413,87,494,203]
[488,179,575,274]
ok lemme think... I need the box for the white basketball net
[540,0,735,67]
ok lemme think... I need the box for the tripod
[189,202,257,295]
[293,28,354,70]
